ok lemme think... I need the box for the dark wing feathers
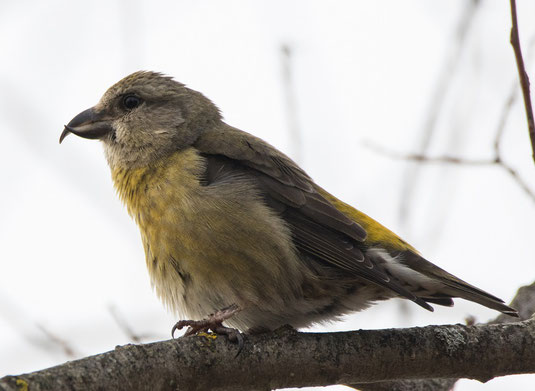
[195,126,314,191]
[256,173,366,241]
[420,297,455,307]
[299,191,366,242]
[285,209,433,311]
[256,174,306,207]
[196,129,433,311]
[285,209,367,266]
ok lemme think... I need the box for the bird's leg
[172,304,243,348]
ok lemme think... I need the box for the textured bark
[349,379,459,391]
[1,293,534,391]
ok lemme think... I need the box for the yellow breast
[109,147,305,324]
[110,148,209,312]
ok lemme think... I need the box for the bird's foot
[171,304,243,351]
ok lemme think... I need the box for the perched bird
[60,71,517,337]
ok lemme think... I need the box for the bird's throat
[111,165,153,220]
[110,147,207,223]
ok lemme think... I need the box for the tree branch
[351,281,535,391]
[509,0,535,164]
[1,283,534,391]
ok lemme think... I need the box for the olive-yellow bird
[60,71,517,336]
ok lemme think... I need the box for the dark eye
[123,95,141,110]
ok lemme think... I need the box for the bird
[60,71,518,338]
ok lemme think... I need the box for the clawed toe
[171,305,243,354]
[213,325,244,355]
[171,319,202,338]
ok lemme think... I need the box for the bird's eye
[123,95,141,110]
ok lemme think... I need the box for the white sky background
[1,1,535,390]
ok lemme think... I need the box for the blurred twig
[108,304,156,343]
[35,324,78,358]
[364,33,535,205]
[281,44,303,164]
[363,141,535,203]
[363,142,491,166]
[0,291,80,358]
[509,0,535,164]
[398,0,481,225]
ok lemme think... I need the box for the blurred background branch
[108,304,160,343]
[509,0,535,164]
[281,44,303,164]
[363,32,535,205]
[397,0,481,228]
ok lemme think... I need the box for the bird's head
[60,71,221,169]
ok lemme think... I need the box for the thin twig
[0,292,80,358]
[363,141,493,166]
[498,163,535,201]
[509,0,535,164]
[398,0,481,224]
[364,140,535,203]
[494,82,518,157]
[280,44,303,164]
[35,324,78,358]
[108,304,154,343]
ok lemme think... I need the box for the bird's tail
[373,248,518,317]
